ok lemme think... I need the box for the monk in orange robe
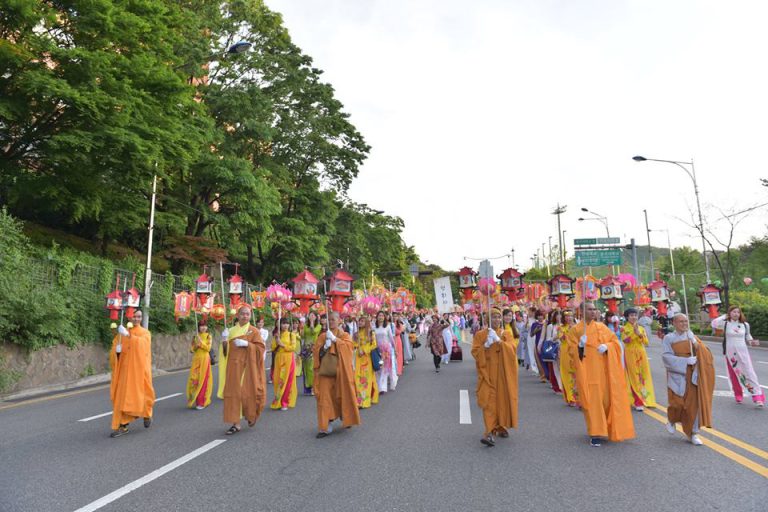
[661,314,715,446]
[313,312,361,438]
[109,310,155,437]
[471,307,519,447]
[566,303,635,447]
[223,304,267,435]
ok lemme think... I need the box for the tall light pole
[579,207,610,237]
[643,209,654,281]
[633,155,710,282]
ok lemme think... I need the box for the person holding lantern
[354,316,379,408]
[559,310,579,407]
[109,310,155,438]
[565,303,635,447]
[471,307,519,447]
[222,304,267,435]
[711,306,764,406]
[543,310,563,394]
[270,318,298,411]
[186,320,213,410]
[662,314,715,445]
[313,312,361,438]
[621,308,657,411]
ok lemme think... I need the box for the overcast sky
[267,0,768,274]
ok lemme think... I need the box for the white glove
[484,338,494,348]
[324,337,332,350]
[488,329,500,343]
[234,338,248,348]
[221,328,229,341]
[326,330,337,343]
[115,344,122,354]
[118,325,129,337]
[579,335,587,348]
[687,356,697,366]
[597,344,608,354]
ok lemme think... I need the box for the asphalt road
[1,334,767,512]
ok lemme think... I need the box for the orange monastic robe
[222,323,267,425]
[471,328,519,436]
[109,326,155,430]
[566,321,635,442]
[313,328,361,432]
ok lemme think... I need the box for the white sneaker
[280,407,288,411]
[665,422,677,435]
[195,405,205,410]
[634,406,645,412]
[690,434,703,446]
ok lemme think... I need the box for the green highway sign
[574,237,620,246]
[575,248,622,267]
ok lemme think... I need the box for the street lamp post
[633,156,710,282]
[579,207,615,274]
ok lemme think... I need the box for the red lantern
[647,280,670,316]
[599,275,624,314]
[699,283,723,319]
[174,291,193,321]
[458,266,478,302]
[498,268,525,301]
[228,274,243,308]
[292,268,320,315]
[326,267,354,313]
[195,271,213,314]
[250,290,266,309]
[547,274,575,309]
[105,289,123,321]
[210,303,226,321]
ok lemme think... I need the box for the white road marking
[73,439,226,512]
[459,389,472,424]
[78,393,182,422]
[717,375,728,380]
[759,361,768,365]
[714,390,735,397]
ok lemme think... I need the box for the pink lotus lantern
[361,296,382,316]
[478,277,496,296]
[744,277,753,286]
[266,283,292,304]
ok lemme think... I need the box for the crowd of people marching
[107,300,762,448]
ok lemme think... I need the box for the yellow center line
[643,408,768,479]
[653,404,768,461]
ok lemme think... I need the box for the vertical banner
[434,276,454,314]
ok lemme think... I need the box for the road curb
[0,367,185,404]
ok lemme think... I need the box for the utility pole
[552,204,567,271]
[643,209,654,281]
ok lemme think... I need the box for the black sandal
[247,420,257,428]
[316,431,329,439]
[110,425,129,438]
[225,426,241,435]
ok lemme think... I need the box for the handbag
[541,340,559,362]
[209,345,217,366]
[450,338,463,361]
[318,347,338,377]
[370,347,383,371]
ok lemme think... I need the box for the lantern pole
[142,173,157,329]
[117,276,128,354]
[219,261,229,329]
[580,269,587,361]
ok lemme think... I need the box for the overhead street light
[632,155,710,282]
